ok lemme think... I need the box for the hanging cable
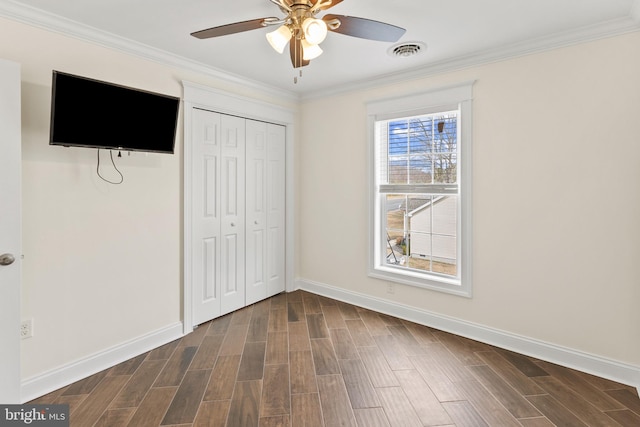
[96,149,124,185]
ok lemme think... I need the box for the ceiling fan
[191,0,406,69]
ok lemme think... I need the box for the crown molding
[1,0,638,103]
[0,0,300,102]
[632,0,640,22]
[300,13,640,101]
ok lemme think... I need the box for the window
[368,82,473,296]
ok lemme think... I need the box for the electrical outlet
[21,319,33,339]
[387,283,396,295]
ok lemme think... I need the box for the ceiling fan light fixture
[266,25,292,54]
[302,17,328,45]
[301,39,323,60]
[192,1,407,70]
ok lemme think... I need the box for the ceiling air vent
[389,42,426,58]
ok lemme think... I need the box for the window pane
[433,154,457,184]
[388,160,408,184]
[385,195,405,266]
[432,196,457,276]
[409,156,432,184]
[408,196,432,233]
[432,235,457,276]
[382,113,458,186]
[409,118,431,185]
[408,231,431,259]
[409,120,431,152]
[382,193,457,278]
[388,120,409,184]
[386,195,405,235]
[433,115,457,153]
[375,107,462,282]
[432,196,457,235]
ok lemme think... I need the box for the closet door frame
[182,81,296,333]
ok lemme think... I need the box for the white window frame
[367,81,474,297]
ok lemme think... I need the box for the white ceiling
[2,0,639,98]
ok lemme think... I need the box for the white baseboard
[296,278,640,395]
[21,322,184,403]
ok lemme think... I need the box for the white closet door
[191,109,283,325]
[245,120,268,304]
[192,108,222,325]
[246,120,285,304]
[266,123,286,297]
[220,114,246,315]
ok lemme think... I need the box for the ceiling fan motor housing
[289,2,316,37]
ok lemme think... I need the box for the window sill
[369,266,471,298]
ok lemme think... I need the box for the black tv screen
[49,71,180,154]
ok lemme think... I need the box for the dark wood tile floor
[30,290,640,426]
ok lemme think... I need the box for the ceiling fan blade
[290,38,310,68]
[323,14,406,42]
[191,18,276,39]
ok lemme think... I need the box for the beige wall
[0,17,295,380]
[2,11,638,384]
[298,32,640,366]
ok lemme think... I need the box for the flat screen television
[49,71,180,154]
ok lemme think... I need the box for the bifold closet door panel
[266,123,286,298]
[191,108,222,325]
[245,119,268,305]
[220,114,246,316]
[246,120,286,305]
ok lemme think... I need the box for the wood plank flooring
[30,290,640,426]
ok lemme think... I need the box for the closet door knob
[0,253,15,266]
[230,222,235,227]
